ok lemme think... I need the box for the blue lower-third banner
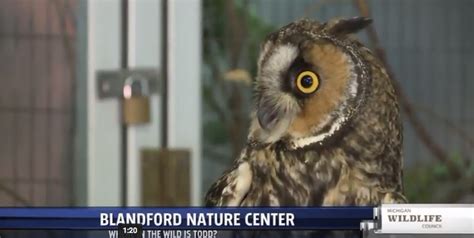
[0,207,373,230]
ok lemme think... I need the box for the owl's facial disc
[252,38,360,147]
[250,18,372,148]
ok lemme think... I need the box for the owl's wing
[382,191,408,203]
[204,162,252,206]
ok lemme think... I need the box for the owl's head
[249,17,373,150]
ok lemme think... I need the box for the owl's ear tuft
[325,17,372,36]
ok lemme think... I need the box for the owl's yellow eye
[295,70,320,94]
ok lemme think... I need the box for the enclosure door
[85,0,161,206]
[85,0,201,206]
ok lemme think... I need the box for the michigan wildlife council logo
[386,208,443,229]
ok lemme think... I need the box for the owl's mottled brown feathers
[205,17,406,207]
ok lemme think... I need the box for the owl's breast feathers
[206,142,405,207]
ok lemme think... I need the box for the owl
[205,17,406,207]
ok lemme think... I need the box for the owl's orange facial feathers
[288,42,354,137]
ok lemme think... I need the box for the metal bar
[0,178,66,184]
[12,0,19,207]
[120,0,129,207]
[28,0,35,206]
[67,9,76,208]
[0,34,74,38]
[0,107,69,113]
[96,68,159,99]
[45,1,52,206]
[161,0,168,148]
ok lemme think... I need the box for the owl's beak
[254,94,298,143]
[256,99,294,143]
[257,104,279,131]
[257,99,287,132]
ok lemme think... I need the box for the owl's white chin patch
[289,112,349,149]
